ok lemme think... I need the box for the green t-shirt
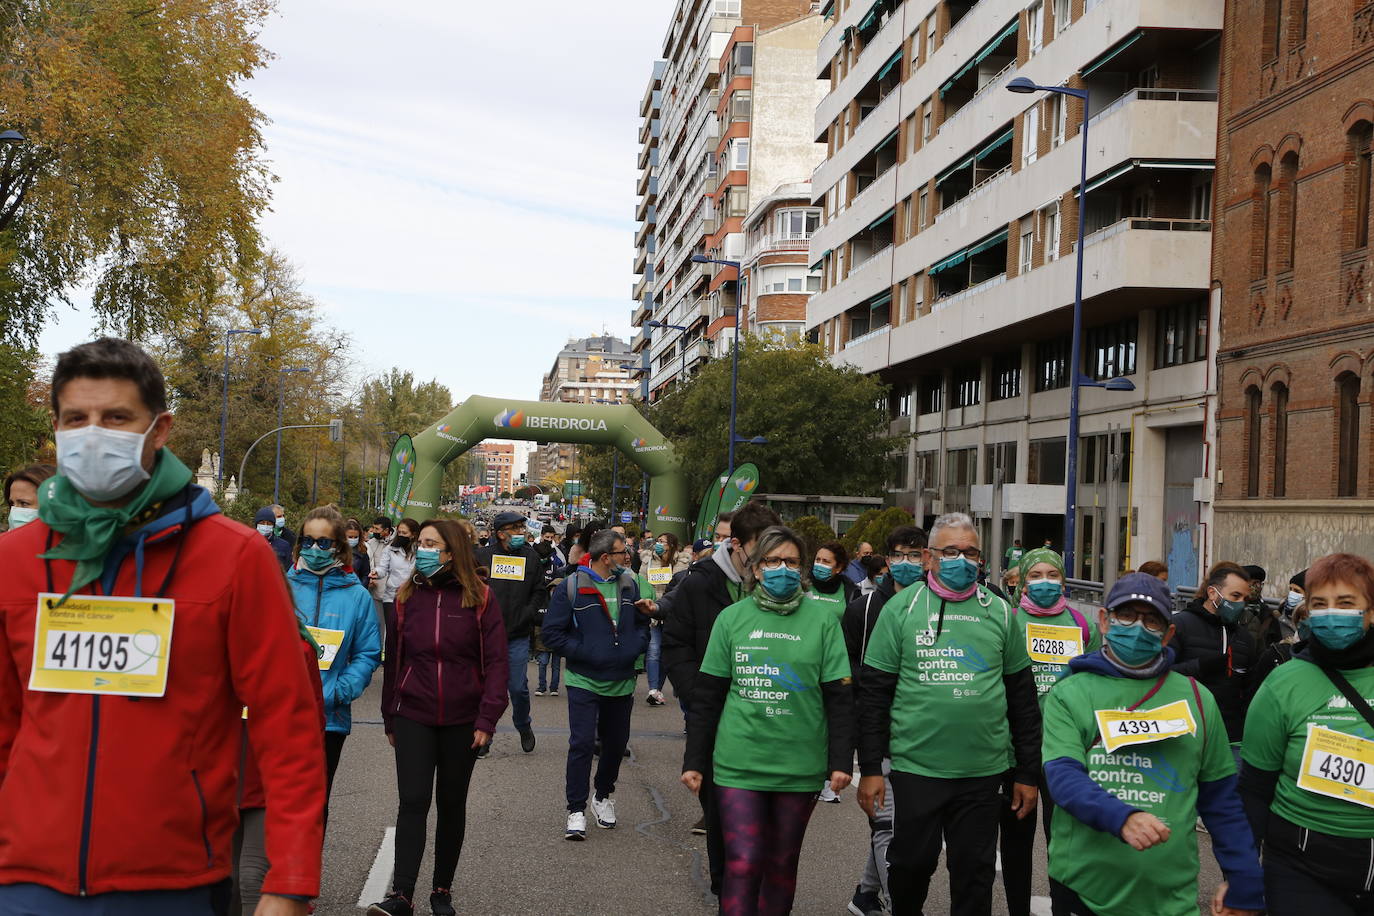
[1242,659,1374,837]
[564,580,636,697]
[807,587,847,622]
[1013,607,1101,701]
[1042,670,1232,916]
[862,583,1031,778]
[699,594,852,792]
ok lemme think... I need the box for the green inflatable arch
[399,395,691,543]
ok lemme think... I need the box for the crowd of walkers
[0,336,1371,916]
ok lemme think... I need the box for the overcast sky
[39,0,673,407]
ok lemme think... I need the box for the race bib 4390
[1297,724,1374,810]
[30,593,174,698]
[1095,699,1197,752]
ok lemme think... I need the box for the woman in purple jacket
[370,520,509,916]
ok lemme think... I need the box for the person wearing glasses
[856,512,1040,916]
[475,510,545,754]
[841,525,928,916]
[541,528,651,840]
[1040,572,1263,916]
[682,526,853,916]
[285,506,382,828]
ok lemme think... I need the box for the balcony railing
[1083,217,1212,247]
[941,60,1015,131]
[1088,87,1219,126]
[844,324,891,348]
[847,244,893,279]
[931,273,1008,312]
[744,235,813,264]
[935,164,1011,224]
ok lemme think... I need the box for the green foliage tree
[843,506,916,556]
[643,337,902,502]
[0,344,51,474]
[0,0,275,343]
[790,514,837,559]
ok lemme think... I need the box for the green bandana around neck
[39,449,195,602]
[752,585,804,616]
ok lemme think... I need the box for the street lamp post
[219,328,262,489]
[274,366,310,503]
[1006,78,1134,575]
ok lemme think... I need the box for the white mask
[54,419,157,502]
[256,523,275,537]
[8,506,38,530]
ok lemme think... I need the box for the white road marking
[1031,895,1053,916]
[356,826,396,909]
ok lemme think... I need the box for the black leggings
[390,716,479,898]
[324,731,347,832]
[1264,813,1374,915]
[1000,771,1054,916]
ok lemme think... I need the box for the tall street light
[690,254,754,475]
[1006,78,1134,575]
[274,366,310,503]
[645,319,689,392]
[218,328,262,489]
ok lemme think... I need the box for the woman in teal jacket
[287,505,383,827]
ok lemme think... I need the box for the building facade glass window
[919,373,943,414]
[1246,386,1262,498]
[1351,123,1372,250]
[993,351,1022,400]
[1043,203,1061,261]
[952,366,981,407]
[1272,382,1288,497]
[1035,337,1070,391]
[1338,372,1361,497]
[1084,318,1138,381]
[1028,437,1066,485]
[1154,298,1209,368]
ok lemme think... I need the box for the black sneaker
[519,725,536,753]
[430,889,456,916]
[367,892,413,916]
[847,885,884,916]
[691,816,707,835]
[476,740,490,759]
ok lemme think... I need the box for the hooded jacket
[253,506,292,571]
[660,547,742,704]
[1170,596,1261,742]
[374,542,415,603]
[474,539,543,640]
[381,577,510,736]
[286,565,382,734]
[0,484,324,899]
[541,567,650,682]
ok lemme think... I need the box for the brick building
[740,182,822,338]
[1212,0,1374,591]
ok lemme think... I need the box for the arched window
[1272,382,1289,497]
[1252,165,1272,280]
[1337,372,1361,497]
[1350,122,1372,251]
[1246,385,1263,498]
[1278,153,1299,273]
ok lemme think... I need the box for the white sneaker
[565,810,586,840]
[591,795,617,829]
[818,780,842,804]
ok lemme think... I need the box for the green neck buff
[752,585,803,616]
[39,449,195,602]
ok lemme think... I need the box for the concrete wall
[752,15,830,214]
[1214,501,1374,600]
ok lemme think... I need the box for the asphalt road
[317,662,1225,915]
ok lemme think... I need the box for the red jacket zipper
[436,591,444,722]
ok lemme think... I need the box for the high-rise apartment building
[633,60,666,399]
[532,335,637,483]
[1211,0,1374,587]
[809,0,1221,587]
[633,0,828,402]
[470,442,515,495]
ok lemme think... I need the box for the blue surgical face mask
[938,555,978,591]
[1307,608,1368,651]
[347,536,360,548]
[415,547,444,578]
[761,566,801,599]
[874,573,888,587]
[1297,619,1312,642]
[1106,619,1165,667]
[7,506,37,530]
[889,560,923,587]
[256,522,275,537]
[507,534,527,549]
[811,562,833,582]
[1210,588,1247,624]
[654,543,666,556]
[1284,591,1303,611]
[54,419,157,502]
[300,546,337,572]
[1027,580,1063,608]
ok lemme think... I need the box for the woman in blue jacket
[287,505,383,827]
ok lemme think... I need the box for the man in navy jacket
[542,528,650,841]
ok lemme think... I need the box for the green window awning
[940,18,1019,96]
[869,291,894,310]
[929,249,970,275]
[857,2,880,31]
[877,49,904,81]
[968,228,1009,257]
[935,152,976,186]
[810,248,833,270]
[820,0,835,17]
[1074,159,1215,196]
[867,208,895,231]
[874,127,901,153]
[974,127,1014,161]
[1081,31,1143,78]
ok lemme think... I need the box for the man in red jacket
[0,338,324,916]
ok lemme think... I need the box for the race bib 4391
[1297,724,1374,810]
[1095,699,1197,753]
[30,593,174,698]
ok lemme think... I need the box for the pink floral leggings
[716,786,819,916]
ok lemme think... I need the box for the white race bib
[1296,724,1374,810]
[30,593,174,698]
[1025,622,1084,665]
[1094,699,1197,752]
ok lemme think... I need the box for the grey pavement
[316,661,1224,915]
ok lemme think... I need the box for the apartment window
[1253,165,1272,279]
[1051,93,1067,147]
[908,114,920,154]
[729,91,752,122]
[1191,177,1213,221]
[1053,0,1071,33]
[1338,372,1361,497]
[1084,318,1137,381]
[914,274,925,315]
[1022,105,1039,166]
[730,138,750,171]
[706,151,719,180]
[895,381,913,417]
[1246,386,1262,497]
[731,42,753,74]
[915,450,940,491]
[947,447,977,486]
[1043,203,1061,262]
[1279,153,1298,272]
[1019,225,1034,274]
[1353,123,1373,250]
[985,441,1018,484]
[807,273,821,292]
[1028,437,1067,485]
[1154,298,1208,368]
[1272,382,1289,497]
[1081,432,1132,484]
[919,373,943,414]
[756,265,812,293]
[714,0,742,15]
[918,188,929,229]
[776,208,820,239]
[905,196,917,237]
[922,104,933,141]
[1035,338,1070,391]
[952,366,981,408]
[727,186,749,217]
[993,351,1022,400]
[926,16,937,56]
[1028,1,1044,54]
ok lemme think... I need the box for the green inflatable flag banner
[383,434,416,521]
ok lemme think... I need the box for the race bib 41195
[30,593,174,698]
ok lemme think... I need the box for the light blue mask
[938,555,978,591]
[1106,619,1165,666]
[7,506,37,530]
[889,561,923,587]
[1284,591,1302,611]
[761,566,801,599]
[415,547,444,578]
[508,535,527,549]
[300,546,336,572]
[812,563,834,582]
[1308,609,1368,651]
[1027,580,1063,608]
[654,543,666,556]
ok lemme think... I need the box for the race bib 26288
[1025,622,1083,666]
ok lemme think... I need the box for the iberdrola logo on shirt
[748,629,802,642]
